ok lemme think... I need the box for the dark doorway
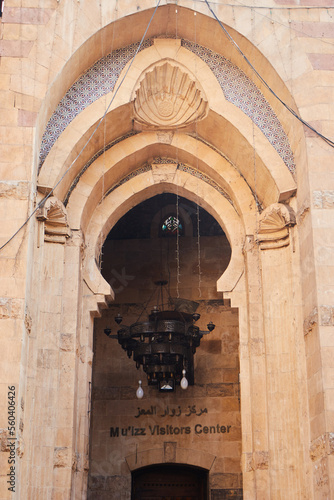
[132,464,208,500]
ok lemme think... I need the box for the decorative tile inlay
[182,39,295,173]
[39,37,295,175]
[151,157,178,165]
[101,163,152,202]
[100,157,234,208]
[177,163,234,205]
[39,40,152,169]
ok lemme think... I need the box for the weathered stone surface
[328,433,334,455]
[164,441,176,462]
[37,349,58,369]
[2,7,55,25]
[244,453,253,473]
[24,312,32,335]
[320,306,334,326]
[18,109,37,127]
[17,435,24,458]
[313,190,334,209]
[0,40,33,57]
[304,307,318,336]
[0,297,23,318]
[78,345,93,364]
[311,436,325,462]
[314,456,329,495]
[308,53,334,71]
[0,181,30,199]
[60,333,74,352]
[0,429,9,452]
[207,383,235,397]
[105,475,131,493]
[88,475,106,491]
[310,433,334,461]
[253,451,269,470]
[53,447,70,468]
[210,473,240,489]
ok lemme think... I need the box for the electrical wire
[181,0,334,49]
[175,6,181,300]
[194,10,202,299]
[232,0,334,49]
[204,0,334,149]
[3,0,332,252]
[0,0,161,252]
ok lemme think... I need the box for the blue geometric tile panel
[39,38,295,174]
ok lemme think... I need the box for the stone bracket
[36,196,71,244]
[257,203,296,250]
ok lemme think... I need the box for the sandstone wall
[0,1,333,499]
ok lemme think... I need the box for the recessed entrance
[87,193,242,499]
[132,464,208,500]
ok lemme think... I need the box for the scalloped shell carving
[133,62,209,128]
[36,196,70,244]
[257,203,296,249]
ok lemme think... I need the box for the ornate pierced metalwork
[104,282,215,391]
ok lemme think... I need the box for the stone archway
[24,6,314,500]
[88,192,240,499]
[83,171,309,497]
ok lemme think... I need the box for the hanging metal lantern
[104,281,215,392]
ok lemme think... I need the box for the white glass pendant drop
[136,380,144,399]
[180,369,188,390]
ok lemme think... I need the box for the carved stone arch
[38,38,296,209]
[67,134,258,234]
[35,4,305,172]
[82,169,245,301]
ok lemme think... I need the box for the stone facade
[0,1,333,499]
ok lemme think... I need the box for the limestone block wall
[0,1,333,499]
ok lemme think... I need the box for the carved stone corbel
[36,196,71,244]
[257,203,296,250]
